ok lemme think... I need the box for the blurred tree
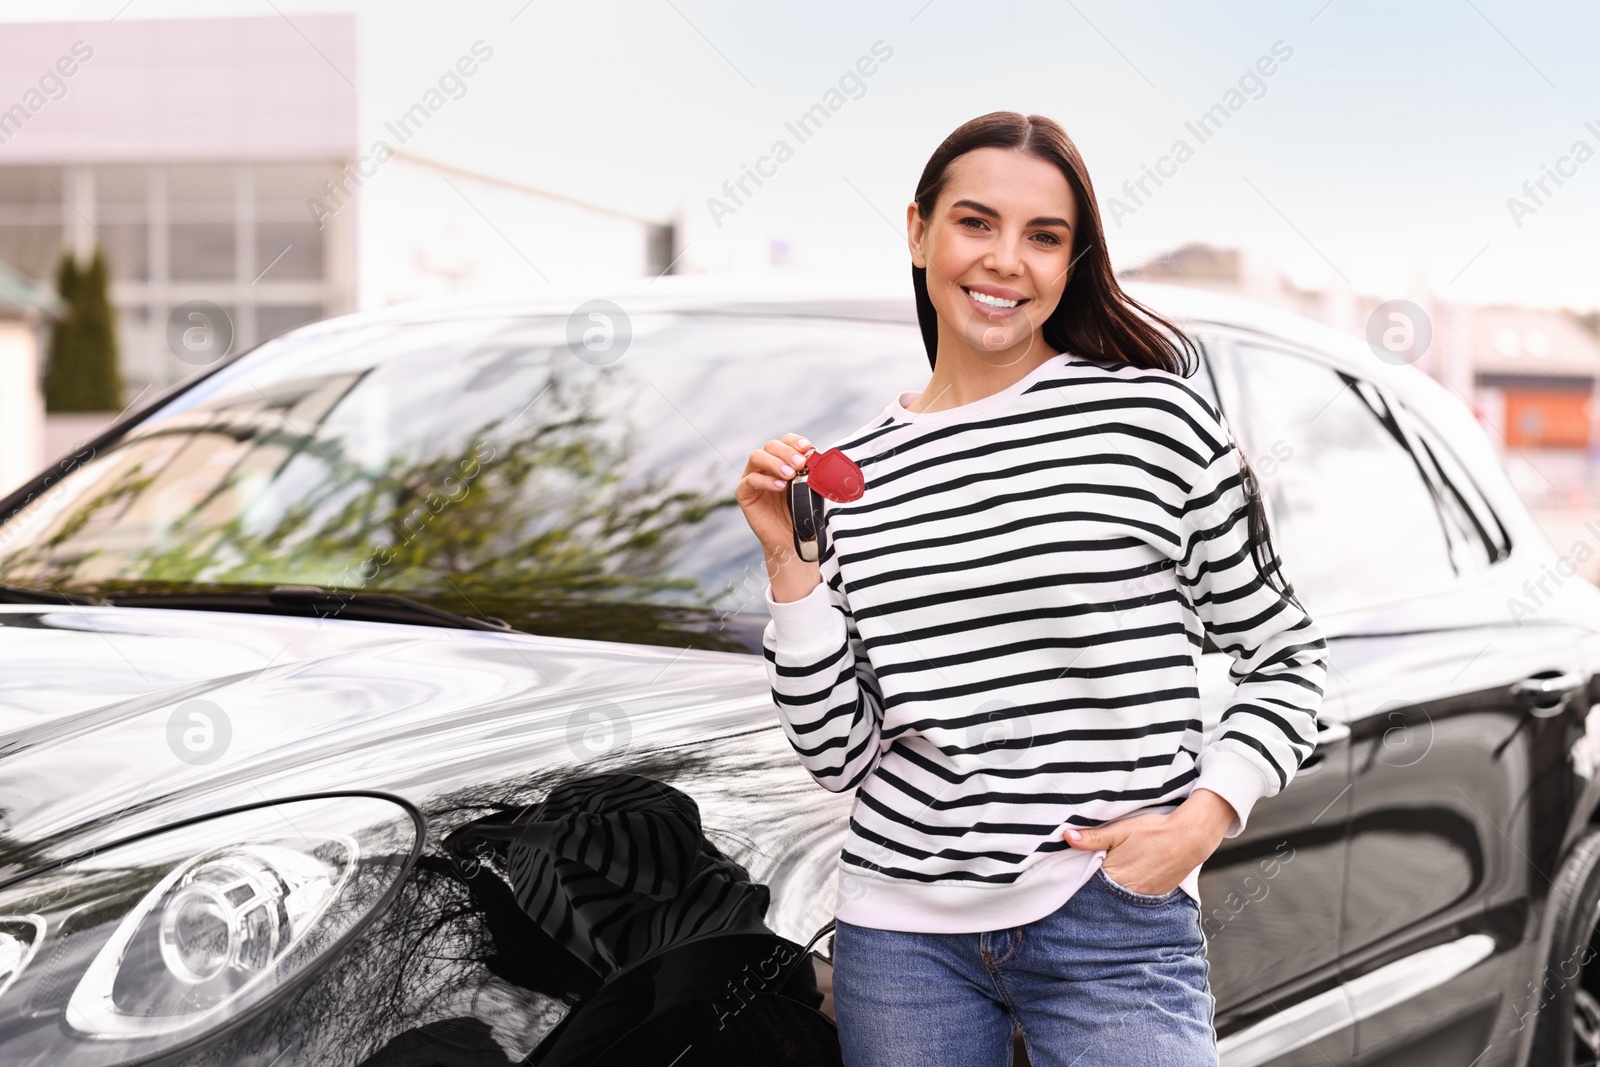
[44,246,123,412]
[0,363,754,651]
[42,250,77,410]
[1572,308,1600,342]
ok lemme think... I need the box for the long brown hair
[910,111,1306,615]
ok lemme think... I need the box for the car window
[0,313,929,654]
[1186,337,1223,415]
[1388,395,1511,572]
[1224,341,1457,616]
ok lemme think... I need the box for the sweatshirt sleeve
[1179,411,1330,839]
[761,539,888,794]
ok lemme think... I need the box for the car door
[1322,382,1583,1063]
[1192,333,1358,1067]
[1213,335,1579,1066]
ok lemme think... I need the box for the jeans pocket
[1096,865,1182,906]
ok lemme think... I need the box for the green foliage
[0,365,753,651]
[44,246,124,412]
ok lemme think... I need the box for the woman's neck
[906,344,1063,414]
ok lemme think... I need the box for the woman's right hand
[736,431,815,555]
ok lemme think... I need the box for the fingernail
[791,454,806,466]
[780,465,794,477]
[1066,828,1082,842]
[772,478,786,489]
[797,438,811,449]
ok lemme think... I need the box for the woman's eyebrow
[949,198,1072,230]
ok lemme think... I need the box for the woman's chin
[977,328,1009,352]
[931,301,1041,359]
[969,325,1038,358]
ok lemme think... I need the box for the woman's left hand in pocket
[1062,788,1238,896]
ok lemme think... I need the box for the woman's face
[907,146,1079,364]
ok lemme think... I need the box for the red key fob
[802,447,865,503]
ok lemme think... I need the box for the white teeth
[965,288,1020,308]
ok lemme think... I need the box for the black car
[2,277,1599,1067]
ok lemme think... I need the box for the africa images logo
[165,699,232,766]
[1105,39,1294,227]
[0,39,93,146]
[705,40,894,229]
[306,39,496,230]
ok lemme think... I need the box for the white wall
[0,319,43,496]
[357,154,659,308]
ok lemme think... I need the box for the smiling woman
[740,111,1330,1067]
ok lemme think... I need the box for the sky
[2,0,1597,310]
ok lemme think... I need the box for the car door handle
[1298,721,1350,774]
[1314,721,1351,746]
[1512,671,1587,716]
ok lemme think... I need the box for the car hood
[0,604,779,883]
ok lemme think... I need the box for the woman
[734,111,1329,1067]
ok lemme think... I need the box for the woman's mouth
[962,286,1029,317]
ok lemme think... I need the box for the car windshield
[0,310,928,654]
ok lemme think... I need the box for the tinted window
[1390,397,1510,573]
[1225,341,1456,615]
[1184,337,1223,415]
[0,313,928,653]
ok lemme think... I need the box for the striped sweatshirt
[761,350,1329,934]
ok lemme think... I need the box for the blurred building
[361,151,675,309]
[1122,241,1389,344]
[0,13,672,494]
[1123,241,1600,516]
[1470,305,1600,510]
[0,15,361,401]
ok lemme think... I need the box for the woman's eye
[958,217,988,230]
[1033,232,1062,247]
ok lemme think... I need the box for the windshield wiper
[0,583,108,606]
[102,585,513,632]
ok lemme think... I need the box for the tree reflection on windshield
[0,313,925,654]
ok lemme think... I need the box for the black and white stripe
[506,773,773,975]
[762,353,1329,932]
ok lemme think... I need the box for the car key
[801,447,865,503]
[785,447,864,564]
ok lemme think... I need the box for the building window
[0,224,64,278]
[166,163,236,207]
[255,219,323,280]
[97,222,149,282]
[257,304,325,342]
[253,163,333,203]
[0,158,346,394]
[94,164,148,207]
[0,165,64,206]
[169,222,236,281]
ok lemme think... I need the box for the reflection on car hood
[0,604,774,882]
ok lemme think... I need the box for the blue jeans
[831,867,1217,1066]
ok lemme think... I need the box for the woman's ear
[906,203,927,269]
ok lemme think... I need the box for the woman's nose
[984,233,1024,274]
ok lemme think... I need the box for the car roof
[300,273,1459,417]
[293,273,1520,552]
[293,273,1415,386]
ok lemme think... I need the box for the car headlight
[0,793,420,1066]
